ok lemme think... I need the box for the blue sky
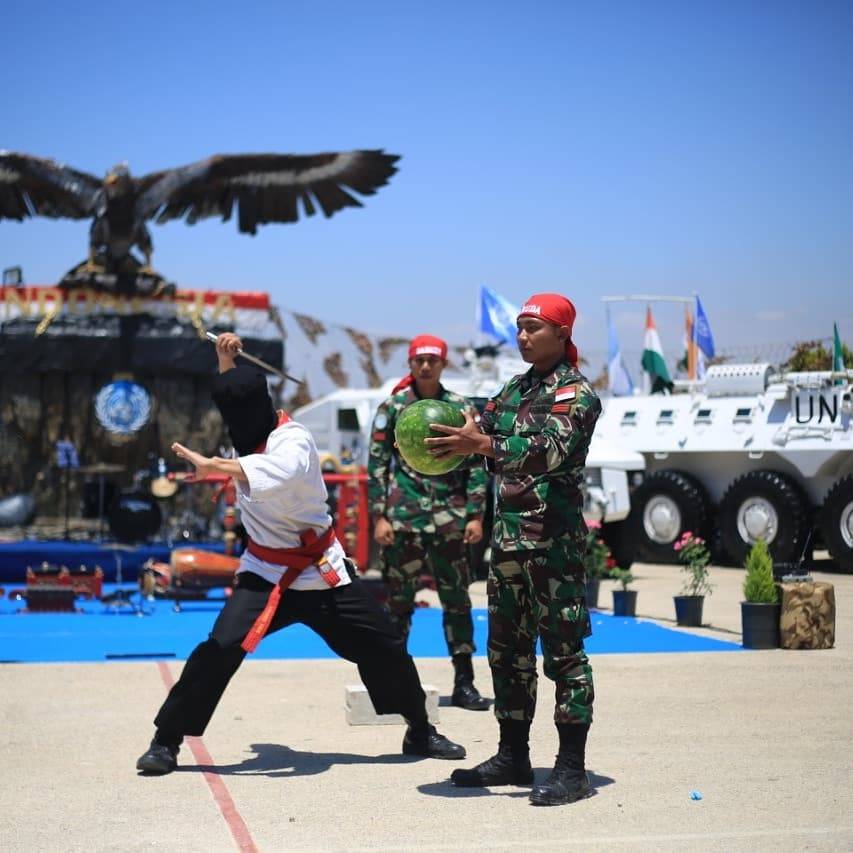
[2,0,851,371]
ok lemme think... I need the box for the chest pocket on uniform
[517,396,554,434]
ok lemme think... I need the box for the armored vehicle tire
[718,470,809,566]
[622,471,710,564]
[820,475,853,573]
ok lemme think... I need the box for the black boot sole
[451,767,534,787]
[402,742,466,760]
[529,783,593,806]
[136,757,176,775]
[451,697,490,711]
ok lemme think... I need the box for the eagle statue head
[104,163,132,196]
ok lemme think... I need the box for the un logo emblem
[95,380,152,440]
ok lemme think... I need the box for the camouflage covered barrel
[778,581,836,650]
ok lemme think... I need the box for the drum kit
[71,457,239,609]
[76,456,214,545]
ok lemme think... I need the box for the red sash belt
[241,527,340,653]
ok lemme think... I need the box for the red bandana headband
[518,292,579,366]
[393,334,448,392]
[408,334,447,360]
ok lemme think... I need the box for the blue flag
[478,285,519,345]
[694,296,715,358]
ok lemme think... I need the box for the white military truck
[593,364,853,571]
[292,351,645,563]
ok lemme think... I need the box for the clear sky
[2,0,851,371]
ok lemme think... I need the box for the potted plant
[610,567,636,617]
[583,520,612,609]
[741,539,781,649]
[673,531,713,626]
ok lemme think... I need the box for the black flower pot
[612,589,637,617]
[585,579,601,610]
[741,602,781,649]
[674,595,704,627]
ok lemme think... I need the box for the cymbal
[76,463,125,475]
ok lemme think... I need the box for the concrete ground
[0,561,850,853]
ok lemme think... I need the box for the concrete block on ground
[345,683,440,726]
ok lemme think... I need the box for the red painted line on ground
[157,662,259,853]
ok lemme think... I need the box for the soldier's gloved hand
[463,519,483,545]
[374,517,394,546]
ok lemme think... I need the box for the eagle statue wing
[134,150,400,234]
[0,151,102,221]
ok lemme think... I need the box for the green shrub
[742,540,778,603]
[610,567,634,591]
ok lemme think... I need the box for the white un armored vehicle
[594,364,853,571]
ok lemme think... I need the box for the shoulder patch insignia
[372,431,386,441]
[554,386,577,403]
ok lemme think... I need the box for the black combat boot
[450,719,534,787]
[402,721,466,760]
[529,723,592,806]
[136,731,182,775]
[451,653,490,711]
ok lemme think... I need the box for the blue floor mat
[0,588,740,663]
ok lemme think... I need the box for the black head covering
[211,365,277,456]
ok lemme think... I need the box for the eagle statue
[0,149,400,294]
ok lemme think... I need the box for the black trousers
[154,569,428,740]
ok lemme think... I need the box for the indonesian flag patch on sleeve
[552,385,577,414]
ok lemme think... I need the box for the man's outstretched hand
[171,442,216,482]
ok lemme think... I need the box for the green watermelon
[394,398,466,475]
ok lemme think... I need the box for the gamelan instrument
[139,548,241,598]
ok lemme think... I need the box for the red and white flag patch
[554,386,577,403]
[552,385,577,414]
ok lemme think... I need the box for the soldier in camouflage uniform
[368,334,490,711]
[426,294,601,806]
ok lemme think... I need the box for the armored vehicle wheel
[718,470,809,565]
[820,475,853,573]
[623,471,710,564]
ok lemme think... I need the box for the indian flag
[642,307,672,393]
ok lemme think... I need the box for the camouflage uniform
[481,360,601,724]
[368,385,488,655]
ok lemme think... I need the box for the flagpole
[685,305,696,381]
[475,285,483,348]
